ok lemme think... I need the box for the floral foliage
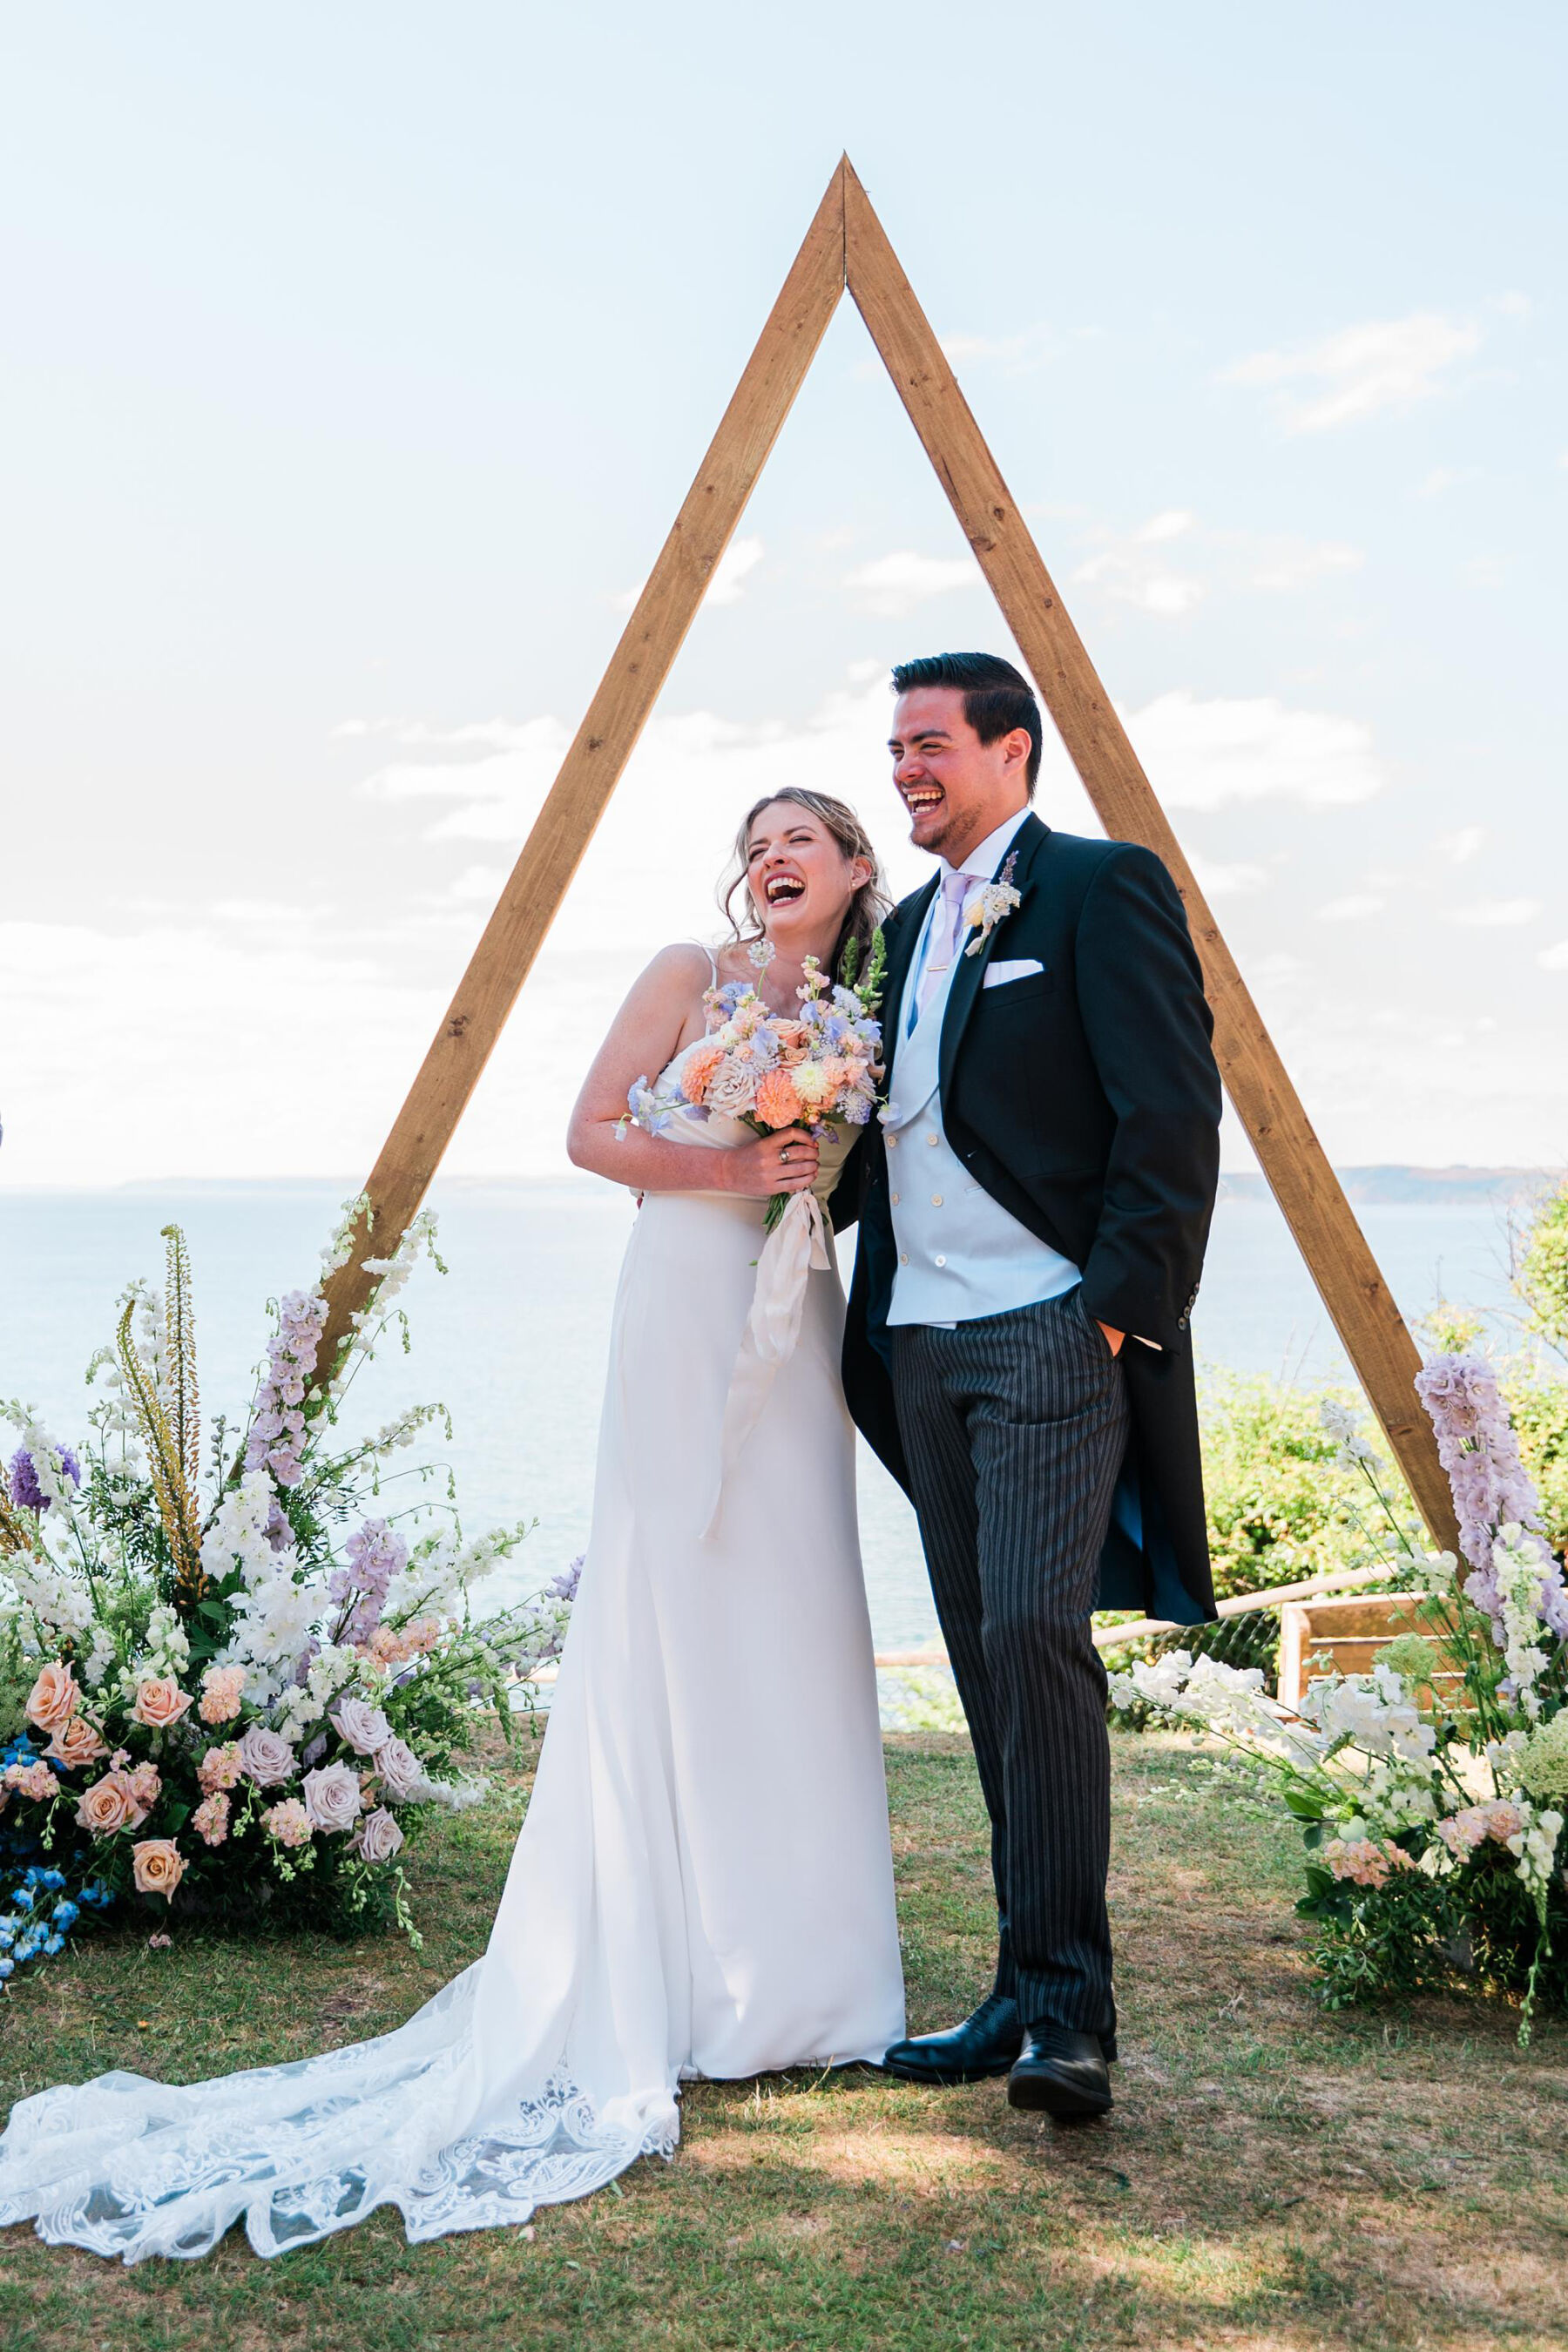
[0,1211,577,1979]
[1112,1355,1568,2040]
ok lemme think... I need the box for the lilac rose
[354,1806,404,1864]
[372,1735,427,1801]
[329,1699,391,1758]
[301,1761,362,1835]
[237,1724,297,1788]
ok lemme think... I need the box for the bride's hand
[721,1126,821,1199]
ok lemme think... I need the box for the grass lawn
[3,1726,1566,2350]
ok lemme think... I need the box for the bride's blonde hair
[718,789,890,982]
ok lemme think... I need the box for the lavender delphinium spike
[245,1289,328,1489]
[1416,1353,1565,1640]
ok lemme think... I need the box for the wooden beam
[312,160,848,1369]
[842,160,1459,1553]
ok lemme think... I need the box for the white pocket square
[983,958,1044,990]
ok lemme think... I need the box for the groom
[841,651,1222,2119]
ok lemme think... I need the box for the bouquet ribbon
[703,1188,830,1540]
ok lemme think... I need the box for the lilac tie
[914,870,973,1027]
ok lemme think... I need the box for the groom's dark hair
[890,651,1043,794]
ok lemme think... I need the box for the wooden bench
[1277,1592,1462,1714]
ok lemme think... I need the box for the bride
[0,788,905,2262]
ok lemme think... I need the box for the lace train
[0,1968,679,2262]
[0,1129,904,2264]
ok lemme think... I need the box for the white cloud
[1317,893,1386,923]
[1187,854,1270,898]
[937,323,1058,375]
[1539,941,1568,971]
[1415,466,1469,498]
[1223,313,1480,432]
[0,917,438,1185]
[1435,825,1485,865]
[1250,541,1364,592]
[1073,511,1203,617]
[1115,690,1388,809]
[841,550,979,616]
[703,534,765,608]
[1135,510,1196,544]
[611,533,765,616]
[1493,290,1532,318]
[1451,896,1542,927]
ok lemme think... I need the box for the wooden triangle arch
[315,155,1458,1553]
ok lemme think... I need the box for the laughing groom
[841,651,1223,2119]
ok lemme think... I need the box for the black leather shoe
[882,1993,1023,2084]
[1006,2022,1113,2118]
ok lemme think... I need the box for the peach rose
[130,1677,193,1731]
[76,1772,136,1837]
[131,1838,186,1901]
[47,1713,108,1772]
[680,1043,725,1105]
[753,1067,804,1130]
[25,1661,78,1735]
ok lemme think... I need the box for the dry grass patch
[0,1726,1565,2349]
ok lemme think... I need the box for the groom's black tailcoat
[838,811,1223,1631]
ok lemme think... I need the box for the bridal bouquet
[1112,1357,1568,2039]
[626,933,887,1230]
[0,1213,577,1979]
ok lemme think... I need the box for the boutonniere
[963,852,1022,956]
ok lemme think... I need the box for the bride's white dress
[0,1045,905,2261]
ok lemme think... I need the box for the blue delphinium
[0,1735,111,1984]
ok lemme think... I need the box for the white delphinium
[274,1642,362,1740]
[221,1574,319,1702]
[1506,1802,1565,1909]
[1305,1666,1436,1765]
[6,1555,93,1645]
[123,1603,191,1691]
[1493,1523,1555,1720]
[1410,1550,1460,1595]
[386,1524,517,1622]
[1320,1397,1379,1470]
[201,1471,291,1592]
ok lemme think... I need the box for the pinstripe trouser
[889,1286,1129,2036]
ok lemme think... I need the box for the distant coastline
[1218,1166,1553,1206]
[3,1166,1559,1205]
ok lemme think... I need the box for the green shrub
[1198,1369,1382,1601]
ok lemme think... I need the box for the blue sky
[3,2,1565,1183]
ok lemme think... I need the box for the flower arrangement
[1112,1355,1568,2039]
[0,1212,578,1977]
[624,934,887,1229]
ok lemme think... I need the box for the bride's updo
[719,789,891,983]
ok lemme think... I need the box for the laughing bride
[0,787,905,2262]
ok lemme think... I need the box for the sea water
[0,1179,1527,1652]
